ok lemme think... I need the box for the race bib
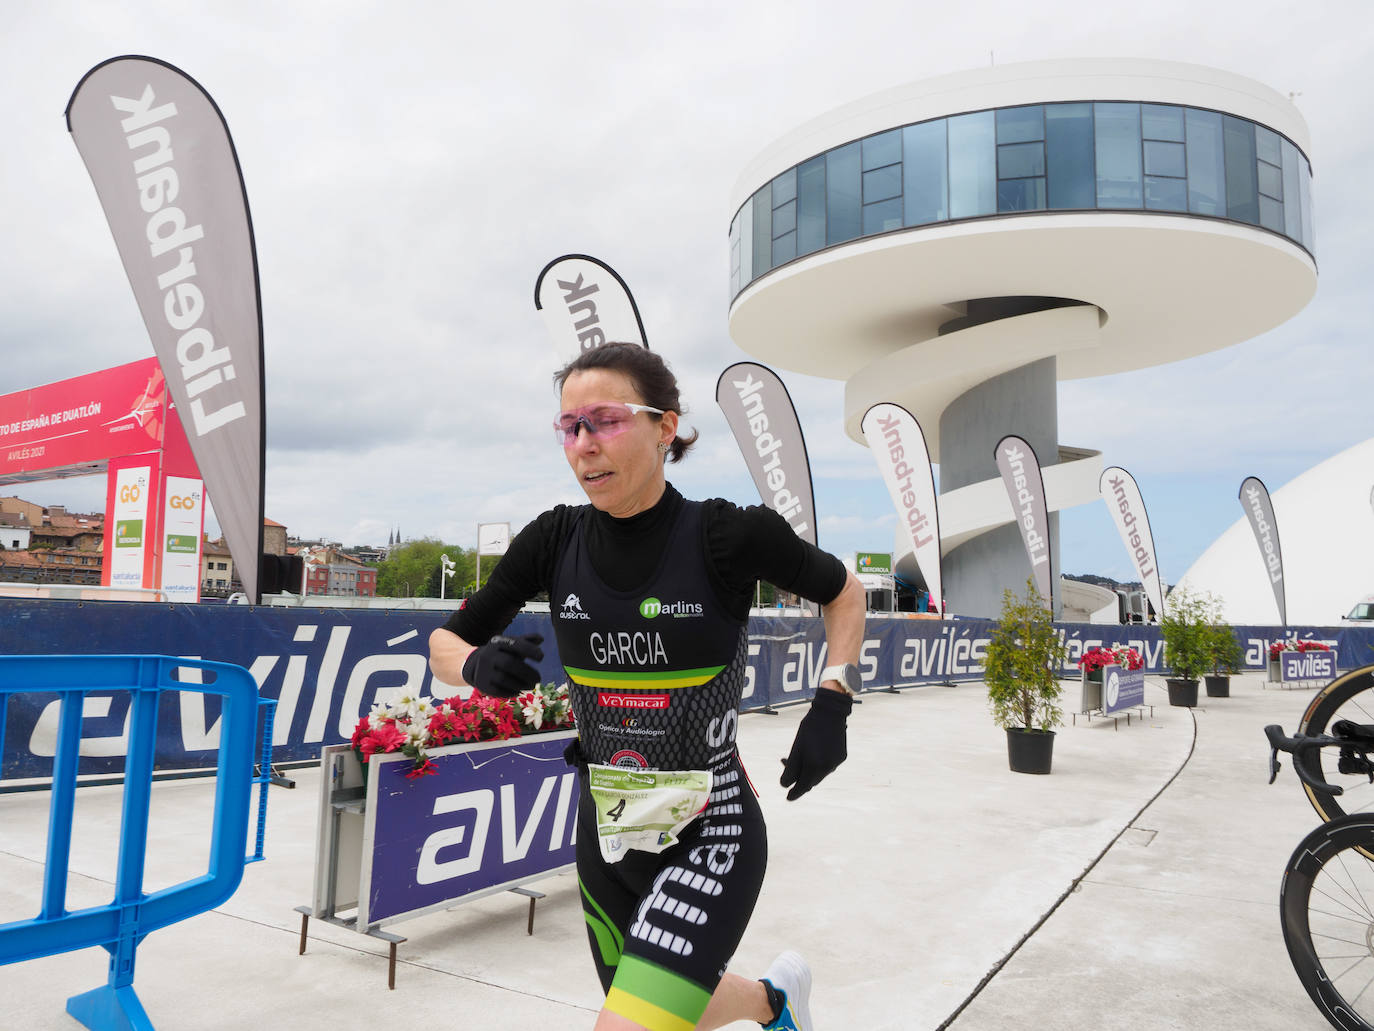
[587,765,713,864]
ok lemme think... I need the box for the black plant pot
[1204,675,1231,698]
[1166,677,1199,707]
[1006,727,1055,775]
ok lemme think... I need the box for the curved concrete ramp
[0,675,1330,1028]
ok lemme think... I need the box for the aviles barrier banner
[2,600,1371,780]
[68,56,265,602]
[534,254,648,363]
[995,435,1052,608]
[716,363,817,545]
[1240,476,1287,625]
[862,403,942,613]
[1100,467,1164,622]
[360,734,578,927]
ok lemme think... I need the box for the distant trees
[375,538,501,599]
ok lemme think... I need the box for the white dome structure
[1175,438,1374,625]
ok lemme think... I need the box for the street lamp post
[440,553,455,600]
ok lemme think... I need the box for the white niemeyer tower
[726,59,1317,617]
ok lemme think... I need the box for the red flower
[405,759,438,780]
[358,721,406,759]
[350,716,372,749]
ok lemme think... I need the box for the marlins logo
[560,592,590,620]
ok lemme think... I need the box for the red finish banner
[0,357,165,479]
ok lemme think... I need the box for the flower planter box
[1269,648,1339,684]
[1079,669,1103,713]
[309,730,579,936]
[1204,675,1230,698]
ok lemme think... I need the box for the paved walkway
[0,674,1341,1029]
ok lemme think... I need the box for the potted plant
[1205,620,1243,698]
[984,578,1069,774]
[1159,587,1214,707]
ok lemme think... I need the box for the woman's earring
[657,442,669,454]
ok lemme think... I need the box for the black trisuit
[442,484,844,1030]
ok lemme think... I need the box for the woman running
[429,343,865,1031]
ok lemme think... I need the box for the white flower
[522,698,546,730]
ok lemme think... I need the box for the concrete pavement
[0,673,1341,1029]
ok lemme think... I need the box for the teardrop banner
[534,254,648,364]
[995,434,1052,609]
[1239,476,1287,625]
[861,403,942,616]
[67,56,265,602]
[715,363,816,546]
[1100,466,1165,622]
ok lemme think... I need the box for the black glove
[461,633,544,698]
[779,688,852,801]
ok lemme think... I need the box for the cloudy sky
[3,0,1371,588]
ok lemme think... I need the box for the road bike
[1289,666,1374,822]
[1267,714,1374,1030]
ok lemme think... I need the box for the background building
[0,497,104,585]
[301,544,377,598]
[728,58,1316,617]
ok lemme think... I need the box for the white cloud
[1,0,1369,588]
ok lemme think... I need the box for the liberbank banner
[68,56,265,602]
[1100,466,1165,622]
[1239,476,1287,625]
[862,404,942,612]
[995,435,1052,608]
[534,254,648,363]
[716,363,817,545]
[8,600,1369,781]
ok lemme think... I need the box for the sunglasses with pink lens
[553,402,665,447]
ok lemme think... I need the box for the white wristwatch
[819,663,861,695]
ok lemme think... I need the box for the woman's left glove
[461,633,544,698]
[779,688,852,801]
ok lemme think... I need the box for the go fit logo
[168,493,199,509]
[638,596,704,619]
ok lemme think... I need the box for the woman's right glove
[461,633,544,698]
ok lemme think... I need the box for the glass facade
[730,100,1313,299]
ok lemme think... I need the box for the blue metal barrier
[0,655,261,1031]
[248,697,278,864]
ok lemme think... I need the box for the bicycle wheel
[1297,667,1374,822]
[1281,813,1374,1030]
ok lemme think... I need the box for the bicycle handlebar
[1265,724,1347,795]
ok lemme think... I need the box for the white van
[1342,595,1374,623]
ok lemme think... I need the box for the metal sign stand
[296,744,560,988]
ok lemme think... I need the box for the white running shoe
[761,950,813,1031]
